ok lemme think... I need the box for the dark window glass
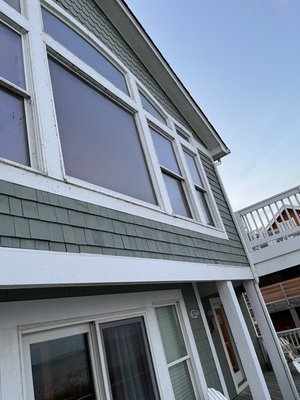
[183,151,203,187]
[42,8,128,94]
[101,319,160,400]
[49,59,156,204]
[196,189,214,226]
[163,173,191,218]
[150,128,180,174]
[0,21,25,88]
[3,0,20,12]
[176,129,189,142]
[30,334,95,400]
[140,92,166,124]
[0,87,29,165]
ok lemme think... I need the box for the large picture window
[48,58,156,205]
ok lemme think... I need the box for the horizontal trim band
[0,247,254,288]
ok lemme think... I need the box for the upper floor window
[183,150,214,226]
[3,0,20,12]
[42,7,128,94]
[150,127,191,218]
[48,58,157,205]
[30,333,95,400]
[0,0,225,236]
[139,91,167,125]
[176,128,190,143]
[0,20,30,166]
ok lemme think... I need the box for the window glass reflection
[3,0,20,12]
[140,92,166,124]
[30,334,95,400]
[0,21,25,88]
[49,59,156,205]
[150,128,180,174]
[42,8,128,94]
[0,88,29,165]
[163,173,191,218]
[101,319,160,400]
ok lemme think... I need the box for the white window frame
[154,301,206,400]
[0,0,227,238]
[17,290,207,400]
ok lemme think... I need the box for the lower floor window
[30,333,95,400]
[24,296,201,400]
[101,318,160,400]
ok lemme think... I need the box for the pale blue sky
[126,0,300,210]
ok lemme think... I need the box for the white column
[245,280,299,400]
[192,283,230,399]
[217,281,271,400]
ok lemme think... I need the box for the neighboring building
[0,1,297,399]
[236,186,300,348]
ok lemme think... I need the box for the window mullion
[26,0,64,178]
[128,73,173,213]
[167,354,190,368]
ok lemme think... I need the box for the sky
[125,0,300,211]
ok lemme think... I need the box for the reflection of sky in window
[30,334,85,365]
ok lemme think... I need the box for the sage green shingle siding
[52,0,191,129]
[0,179,248,265]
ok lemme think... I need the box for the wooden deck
[234,366,300,399]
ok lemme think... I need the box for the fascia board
[96,0,230,160]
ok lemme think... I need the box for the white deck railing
[235,186,300,252]
[278,327,300,355]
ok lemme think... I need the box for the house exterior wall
[0,174,248,265]
[0,1,262,399]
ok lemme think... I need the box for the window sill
[0,159,228,239]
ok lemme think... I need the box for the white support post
[217,281,271,400]
[192,283,230,399]
[244,280,299,400]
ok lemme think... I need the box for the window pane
[155,305,187,364]
[150,128,180,174]
[183,151,203,187]
[169,362,196,400]
[163,173,191,218]
[140,92,166,124]
[30,334,95,400]
[3,0,20,12]
[49,59,156,204]
[42,8,128,94]
[0,21,25,88]
[196,189,214,226]
[101,320,159,400]
[176,129,189,142]
[0,88,29,165]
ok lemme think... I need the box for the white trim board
[0,247,254,288]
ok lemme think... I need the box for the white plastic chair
[207,387,228,399]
